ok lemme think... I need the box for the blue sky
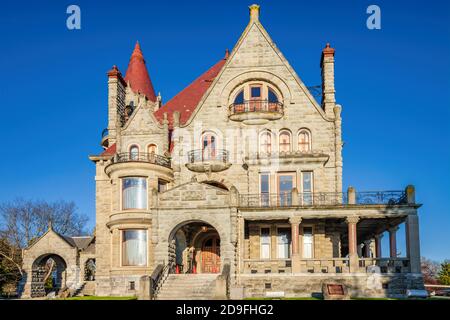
[0,1,449,261]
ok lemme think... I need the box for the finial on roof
[48,220,53,231]
[224,48,230,59]
[249,4,260,22]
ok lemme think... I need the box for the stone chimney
[107,65,126,146]
[320,43,336,118]
[249,4,260,22]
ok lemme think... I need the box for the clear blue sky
[0,1,449,261]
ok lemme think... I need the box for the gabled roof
[154,54,228,127]
[124,42,157,102]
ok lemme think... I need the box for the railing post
[347,186,356,204]
[406,185,416,204]
[291,188,299,206]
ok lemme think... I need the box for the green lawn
[61,296,138,300]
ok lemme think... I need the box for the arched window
[268,87,278,103]
[260,131,272,154]
[279,130,291,152]
[234,90,244,104]
[202,132,217,160]
[147,144,157,154]
[298,130,311,152]
[129,145,139,160]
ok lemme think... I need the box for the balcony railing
[187,149,229,164]
[228,100,284,123]
[356,191,407,205]
[239,191,408,208]
[113,152,171,169]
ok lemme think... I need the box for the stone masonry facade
[21,4,423,299]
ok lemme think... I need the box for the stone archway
[30,254,67,297]
[168,221,221,274]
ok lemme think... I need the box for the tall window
[122,177,147,210]
[122,230,147,266]
[302,227,313,259]
[277,228,291,259]
[260,228,271,259]
[260,131,272,154]
[202,133,216,160]
[301,172,313,205]
[278,173,295,206]
[298,130,311,152]
[260,173,270,206]
[129,145,139,160]
[279,130,291,152]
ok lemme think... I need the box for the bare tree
[421,256,441,284]
[0,199,88,276]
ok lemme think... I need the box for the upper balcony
[238,190,411,208]
[114,152,171,168]
[186,149,231,173]
[228,99,284,125]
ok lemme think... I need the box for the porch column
[346,216,360,272]
[389,226,399,258]
[289,216,302,273]
[406,214,421,273]
[374,234,383,258]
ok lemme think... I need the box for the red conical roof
[124,42,157,102]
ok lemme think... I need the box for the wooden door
[201,236,221,273]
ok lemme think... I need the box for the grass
[60,296,138,300]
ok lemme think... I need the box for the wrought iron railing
[356,191,407,205]
[239,191,407,207]
[229,99,283,115]
[239,192,346,207]
[113,152,171,168]
[187,149,229,163]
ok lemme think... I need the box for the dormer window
[229,82,284,124]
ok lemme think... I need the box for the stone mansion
[21,5,423,299]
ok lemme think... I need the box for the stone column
[374,234,383,258]
[289,217,302,273]
[389,226,399,258]
[406,215,421,273]
[346,216,360,272]
[364,240,373,258]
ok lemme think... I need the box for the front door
[201,236,221,273]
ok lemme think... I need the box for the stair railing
[150,261,175,299]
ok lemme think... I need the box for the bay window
[122,177,147,210]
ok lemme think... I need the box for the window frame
[301,226,315,259]
[121,176,148,211]
[129,144,140,160]
[276,227,291,259]
[298,129,312,153]
[259,130,273,154]
[279,129,292,153]
[120,229,148,267]
[201,131,218,161]
[260,226,272,260]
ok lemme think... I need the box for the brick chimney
[321,43,336,118]
[106,65,126,146]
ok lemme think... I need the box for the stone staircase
[72,281,95,297]
[156,274,219,300]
